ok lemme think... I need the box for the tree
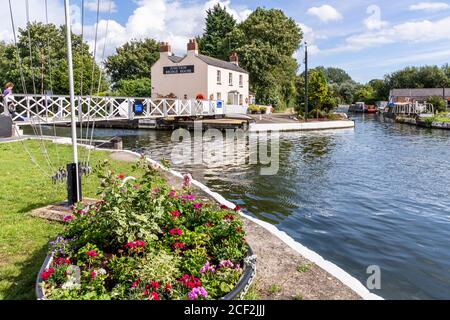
[225,8,302,109]
[0,22,107,95]
[316,66,353,84]
[105,39,159,86]
[354,85,375,104]
[198,4,236,61]
[308,69,329,117]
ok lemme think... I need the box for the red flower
[86,250,97,258]
[165,283,172,291]
[149,292,160,300]
[90,271,96,279]
[173,242,186,250]
[220,205,230,210]
[224,214,235,221]
[54,257,71,265]
[234,205,241,212]
[117,173,125,180]
[131,280,140,288]
[169,228,182,236]
[63,215,73,222]
[236,227,243,233]
[151,281,159,289]
[178,274,201,289]
[170,211,181,218]
[143,289,149,296]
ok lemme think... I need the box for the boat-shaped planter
[36,242,256,301]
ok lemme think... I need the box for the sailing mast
[64,0,81,205]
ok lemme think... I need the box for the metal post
[304,41,309,122]
[64,0,81,205]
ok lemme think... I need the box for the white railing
[0,94,222,124]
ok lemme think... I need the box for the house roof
[390,88,450,97]
[166,53,249,74]
[196,54,248,74]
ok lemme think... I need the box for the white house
[151,39,250,107]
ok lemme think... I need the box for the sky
[1,0,450,83]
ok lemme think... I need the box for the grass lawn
[0,140,138,300]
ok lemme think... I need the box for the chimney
[187,39,199,55]
[159,42,172,56]
[230,52,239,66]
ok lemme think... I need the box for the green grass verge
[0,140,138,300]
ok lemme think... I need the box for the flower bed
[35,160,254,300]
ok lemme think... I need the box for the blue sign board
[134,101,144,114]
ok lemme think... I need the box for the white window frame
[217,70,221,85]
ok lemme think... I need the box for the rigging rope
[44,0,62,169]
[82,0,101,165]
[24,0,56,174]
[87,0,113,163]
[7,0,51,178]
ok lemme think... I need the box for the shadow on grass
[2,244,48,300]
[17,201,61,215]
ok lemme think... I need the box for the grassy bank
[0,140,137,300]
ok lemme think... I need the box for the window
[217,70,221,84]
[229,73,233,86]
[239,75,243,87]
[217,92,222,100]
[239,94,243,105]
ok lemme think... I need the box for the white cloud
[84,0,117,13]
[297,23,320,55]
[409,2,450,12]
[307,5,343,23]
[0,0,66,42]
[364,5,388,30]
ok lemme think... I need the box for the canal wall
[111,148,382,300]
[249,120,355,132]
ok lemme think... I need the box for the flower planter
[36,242,256,301]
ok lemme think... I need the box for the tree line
[1,5,449,113]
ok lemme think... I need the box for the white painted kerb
[112,149,383,301]
[249,120,355,132]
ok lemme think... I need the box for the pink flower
[193,203,203,210]
[183,173,192,188]
[234,205,241,212]
[169,228,182,236]
[90,271,96,279]
[63,215,73,222]
[131,280,140,288]
[168,190,177,197]
[86,250,97,258]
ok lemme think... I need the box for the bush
[427,96,447,113]
[40,159,248,300]
[248,104,260,114]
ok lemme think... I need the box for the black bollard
[67,163,82,206]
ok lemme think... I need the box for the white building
[151,39,250,107]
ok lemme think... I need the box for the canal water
[31,115,450,299]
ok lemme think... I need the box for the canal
[31,115,450,299]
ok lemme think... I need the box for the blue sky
[1,0,450,83]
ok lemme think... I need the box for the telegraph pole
[64,0,82,205]
[304,41,309,122]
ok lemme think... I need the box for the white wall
[207,66,249,106]
[151,52,208,100]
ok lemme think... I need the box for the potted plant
[36,160,255,300]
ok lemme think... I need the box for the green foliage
[296,263,313,273]
[0,23,108,95]
[426,96,447,113]
[267,284,282,295]
[198,4,237,61]
[105,39,159,84]
[316,66,353,84]
[112,78,151,97]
